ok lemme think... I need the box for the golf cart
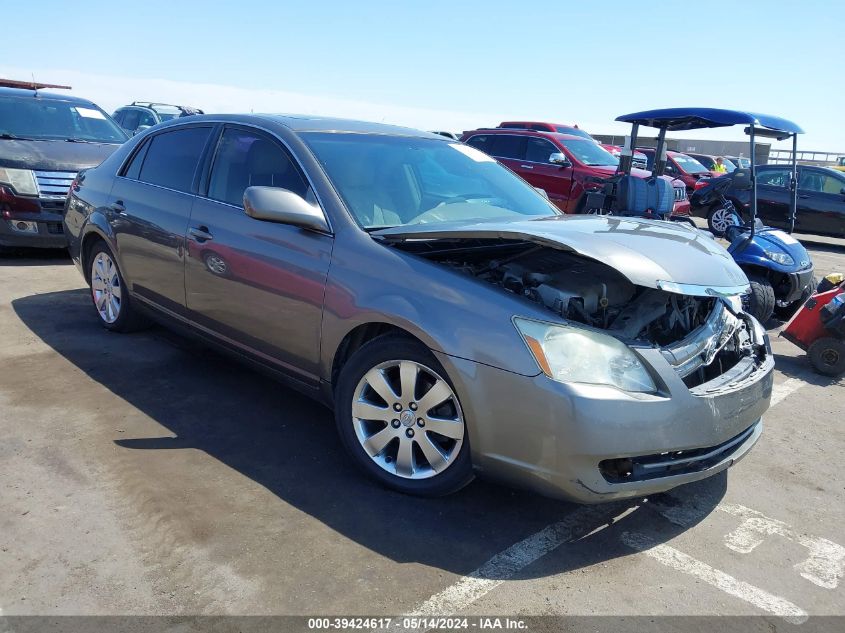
[608,108,815,324]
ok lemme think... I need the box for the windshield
[302,133,559,229]
[0,96,127,143]
[554,126,594,140]
[560,139,618,166]
[673,154,710,174]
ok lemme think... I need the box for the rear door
[184,125,333,383]
[108,124,214,314]
[797,167,845,236]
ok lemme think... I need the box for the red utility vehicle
[460,127,689,216]
[782,276,845,376]
[636,148,719,194]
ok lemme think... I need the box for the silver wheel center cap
[400,410,415,427]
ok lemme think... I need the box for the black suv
[112,102,204,135]
[0,87,127,251]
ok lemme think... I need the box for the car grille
[633,158,648,170]
[46,222,64,235]
[34,170,77,199]
[674,186,687,201]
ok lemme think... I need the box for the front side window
[138,126,212,193]
[560,139,617,166]
[208,128,308,207]
[525,137,559,163]
[800,170,845,194]
[302,133,559,229]
[138,110,157,128]
[0,95,127,143]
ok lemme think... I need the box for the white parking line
[621,531,808,624]
[382,505,629,631]
[770,376,808,407]
[386,373,814,629]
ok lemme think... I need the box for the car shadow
[11,289,728,579]
[0,248,71,266]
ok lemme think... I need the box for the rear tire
[743,274,776,324]
[707,204,741,237]
[87,242,150,333]
[808,337,845,376]
[334,335,473,497]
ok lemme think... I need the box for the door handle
[520,164,534,169]
[109,200,125,214]
[188,226,213,242]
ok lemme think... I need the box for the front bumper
[435,335,773,503]
[0,212,68,249]
[779,265,815,304]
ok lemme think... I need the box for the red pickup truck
[461,127,689,216]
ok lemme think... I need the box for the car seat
[615,175,674,218]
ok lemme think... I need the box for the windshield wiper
[65,138,99,144]
[0,132,37,141]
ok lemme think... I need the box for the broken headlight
[514,317,656,393]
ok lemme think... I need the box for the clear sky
[2,0,843,151]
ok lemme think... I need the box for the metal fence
[767,149,844,166]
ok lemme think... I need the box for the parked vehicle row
[460,126,689,216]
[113,101,204,136]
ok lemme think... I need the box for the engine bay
[391,238,763,387]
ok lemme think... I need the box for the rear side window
[207,127,308,207]
[488,135,526,160]
[123,140,149,180]
[758,169,791,188]
[138,127,213,193]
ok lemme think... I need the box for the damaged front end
[382,234,767,390]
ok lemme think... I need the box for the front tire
[743,273,776,324]
[334,335,473,496]
[808,337,845,376]
[88,242,150,332]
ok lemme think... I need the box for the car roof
[465,128,585,141]
[0,87,97,105]
[258,114,445,137]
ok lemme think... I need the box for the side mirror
[549,152,571,167]
[731,169,752,191]
[244,186,330,233]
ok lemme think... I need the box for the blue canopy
[615,108,803,134]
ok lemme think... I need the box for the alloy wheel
[91,252,122,324]
[351,360,465,479]
[711,206,739,234]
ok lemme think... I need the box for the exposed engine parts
[410,240,765,388]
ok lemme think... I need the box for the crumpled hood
[0,139,122,171]
[375,215,750,295]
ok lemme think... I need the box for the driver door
[184,125,333,384]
